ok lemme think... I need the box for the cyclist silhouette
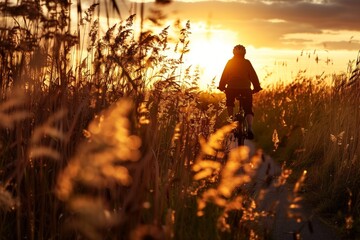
[218,44,262,140]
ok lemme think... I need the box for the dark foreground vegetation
[0,1,359,239]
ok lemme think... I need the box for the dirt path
[243,139,340,240]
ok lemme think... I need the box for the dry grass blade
[55,98,143,238]
[0,89,30,128]
[30,109,68,143]
[68,196,120,227]
[0,186,18,211]
[29,146,61,161]
[29,109,67,161]
[193,123,264,234]
[288,170,307,222]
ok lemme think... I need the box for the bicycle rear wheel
[234,114,248,146]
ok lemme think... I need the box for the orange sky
[153,0,360,87]
[85,0,360,88]
[3,0,359,89]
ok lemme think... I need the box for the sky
[86,0,360,88]
[160,0,360,49]
[146,0,360,88]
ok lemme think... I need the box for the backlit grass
[0,1,359,239]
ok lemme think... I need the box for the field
[0,1,359,240]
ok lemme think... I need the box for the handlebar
[217,87,263,94]
[251,87,263,94]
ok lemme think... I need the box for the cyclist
[217,44,262,140]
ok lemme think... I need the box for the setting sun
[184,24,238,89]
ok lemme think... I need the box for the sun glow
[184,28,237,90]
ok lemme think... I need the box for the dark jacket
[219,55,261,90]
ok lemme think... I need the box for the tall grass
[0,1,190,239]
[254,53,360,237]
[297,70,360,237]
[0,1,359,239]
[0,1,271,239]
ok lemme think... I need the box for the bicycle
[219,87,261,147]
[233,95,248,146]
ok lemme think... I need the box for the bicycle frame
[233,99,248,146]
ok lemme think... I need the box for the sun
[184,29,237,90]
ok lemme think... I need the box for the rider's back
[219,56,260,90]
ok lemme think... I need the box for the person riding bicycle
[218,44,262,140]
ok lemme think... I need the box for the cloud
[77,0,360,50]
[151,0,360,49]
[164,0,360,31]
[320,41,360,51]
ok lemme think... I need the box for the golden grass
[254,59,360,237]
[0,1,359,239]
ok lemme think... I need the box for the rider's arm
[218,61,231,90]
[247,60,262,91]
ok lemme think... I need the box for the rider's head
[233,44,246,57]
